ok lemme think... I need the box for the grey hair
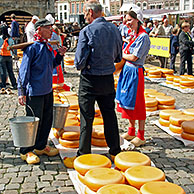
[85,1,102,13]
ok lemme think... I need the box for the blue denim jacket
[74,17,122,75]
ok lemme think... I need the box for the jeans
[77,74,121,156]
[0,56,17,88]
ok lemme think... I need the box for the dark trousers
[20,92,53,155]
[180,51,193,75]
[170,54,177,71]
[77,74,121,156]
[0,56,17,88]
[158,56,165,68]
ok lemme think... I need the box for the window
[60,5,62,11]
[81,3,84,12]
[64,5,67,10]
[184,0,190,10]
[64,12,67,20]
[76,3,79,13]
[137,2,141,7]
[60,12,62,21]
[156,4,161,9]
[150,5,155,9]
[72,4,75,13]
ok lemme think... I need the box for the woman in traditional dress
[116,7,150,147]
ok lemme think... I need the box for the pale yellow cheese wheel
[91,138,107,147]
[84,168,125,192]
[145,97,158,107]
[92,125,105,139]
[148,93,165,98]
[158,104,175,110]
[156,96,175,105]
[148,74,162,78]
[169,124,182,134]
[169,114,194,127]
[159,109,182,120]
[140,181,185,194]
[61,131,80,140]
[166,75,175,81]
[159,118,170,127]
[181,131,194,141]
[183,108,194,116]
[161,68,174,74]
[144,89,158,94]
[173,76,181,83]
[62,95,79,110]
[148,69,161,75]
[114,151,151,172]
[181,120,194,134]
[65,118,80,127]
[146,106,157,112]
[180,85,194,89]
[97,184,140,194]
[166,80,173,85]
[59,138,79,148]
[180,79,194,86]
[173,82,180,87]
[74,154,111,176]
[85,186,97,194]
[93,117,104,125]
[124,166,165,189]
[59,91,77,97]
[52,128,65,139]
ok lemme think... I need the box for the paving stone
[1,178,10,184]
[18,172,31,177]
[41,187,57,192]
[7,167,20,173]
[20,188,36,193]
[24,176,39,183]
[0,184,5,191]
[58,187,77,194]
[20,165,32,172]
[3,190,18,194]
[45,170,58,175]
[40,174,54,181]
[3,173,17,178]
[55,174,69,181]
[5,183,20,190]
[65,180,74,187]
[52,180,65,187]
[36,182,51,189]
[11,177,24,184]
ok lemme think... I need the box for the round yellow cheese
[92,125,105,139]
[161,68,174,74]
[114,151,151,172]
[180,85,194,89]
[156,96,175,105]
[93,117,104,125]
[74,154,111,176]
[148,93,165,98]
[84,168,125,192]
[140,181,185,194]
[159,118,170,127]
[85,186,97,194]
[59,138,79,148]
[169,114,194,127]
[52,128,64,139]
[97,184,140,194]
[148,69,161,75]
[61,131,80,140]
[158,104,175,110]
[145,97,158,107]
[166,75,175,81]
[91,138,107,147]
[148,74,162,78]
[124,166,165,189]
[180,79,194,86]
[169,124,182,134]
[166,80,173,85]
[181,131,194,141]
[144,89,158,94]
[65,118,80,127]
[183,108,194,116]
[181,120,194,134]
[173,76,181,83]
[159,109,182,120]
[146,106,157,112]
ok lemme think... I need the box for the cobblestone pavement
[0,59,194,193]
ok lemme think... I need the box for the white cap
[129,4,143,23]
[45,14,54,25]
[32,15,39,21]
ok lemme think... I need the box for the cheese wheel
[166,75,175,81]
[181,131,194,141]
[144,89,158,94]
[161,68,174,74]
[180,79,194,86]
[148,69,161,75]
[85,186,97,194]
[182,108,194,116]
[66,113,77,120]
[64,126,80,132]
[148,93,165,98]
[58,137,79,148]
[181,120,194,134]
[97,184,140,194]
[145,97,158,107]
[84,168,125,192]
[159,109,182,120]
[52,128,65,139]
[92,125,105,139]
[158,104,175,110]
[74,154,111,176]
[77,172,86,185]
[62,96,79,110]
[180,85,194,89]
[59,91,77,97]
[156,96,175,105]
[124,166,165,189]
[91,138,107,147]
[140,181,186,194]
[173,82,180,87]
[180,75,194,79]
[114,151,151,172]
[173,76,181,83]
[61,131,80,140]
[166,80,173,85]
[146,106,157,112]
[65,118,80,127]
[159,118,170,127]
[169,114,194,127]
[148,74,162,78]
[169,124,182,134]
[93,117,104,125]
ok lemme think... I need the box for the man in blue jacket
[18,19,67,164]
[63,0,122,168]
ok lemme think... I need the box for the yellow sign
[149,37,170,58]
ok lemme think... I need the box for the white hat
[45,14,54,25]
[129,4,143,23]
[32,15,39,21]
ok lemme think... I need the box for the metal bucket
[9,116,39,147]
[52,103,70,129]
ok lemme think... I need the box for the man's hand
[18,96,26,106]
[58,46,67,56]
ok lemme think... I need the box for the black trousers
[77,74,121,156]
[180,51,193,75]
[20,92,53,154]
[170,54,177,71]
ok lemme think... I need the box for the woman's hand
[58,46,67,56]
[18,96,26,106]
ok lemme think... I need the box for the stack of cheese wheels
[83,168,125,192]
[52,128,65,139]
[166,75,175,85]
[59,91,77,98]
[169,114,194,134]
[61,95,79,110]
[114,151,151,172]
[148,69,162,78]
[59,126,80,148]
[96,184,140,194]
[145,97,158,112]
[65,112,80,127]
[161,68,174,78]
[179,78,194,89]
[173,76,181,87]
[181,120,194,141]
[147,92,165,99]
[53,83,64,91]
[124,166,165,189]
[159,109,182,127]
[183,108,194,116]
[91,125,107,147]
[140,181,186,194]
[156,95,175,110]
[114,76,119,89]
[64,55,75,66]
[144,89,158,97]
[144,67,150,76]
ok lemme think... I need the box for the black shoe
[12,86,17,90]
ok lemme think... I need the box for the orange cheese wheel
[85,186,97,194]
[148,74,161,78]
[140,181,186,194]
[169,114,194,127]
[169,124,182,134]
[124,166,165,189]
[180,75,194,79]
[181,120,194,134]
[180,85,194,89]
[161,68,174,74]
[144,89,158,94]
[64,126,80,132]
[65,118,80,127]
[74,154,111,176]
[180,79,194,86]
[173,76,181,83]
[148,93,165,98]
[58,137,79,148]
[173,82,180,87]
[91,138,107,147]
[146,106,157,112]
[61,131,80,140]
[84,168,125,192]
[159,109,182,120]
[145,97,158,107]
[77,172,86,185]
[93,117,104,125]
[62,96,79,110]
[92,125,105,139]
[158,104,175,110]
[181,131,194,141]
[66,113,77,120]
[148,69,161,75]
[156,96,175,105]
[166,80,173,85]
[182,108,194,116]
[97,184,140,194]
[166,75,175,81]
[159,118,170,127]
[114,151,151,172]
[52,128,65,139]
[59,91,77,97]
